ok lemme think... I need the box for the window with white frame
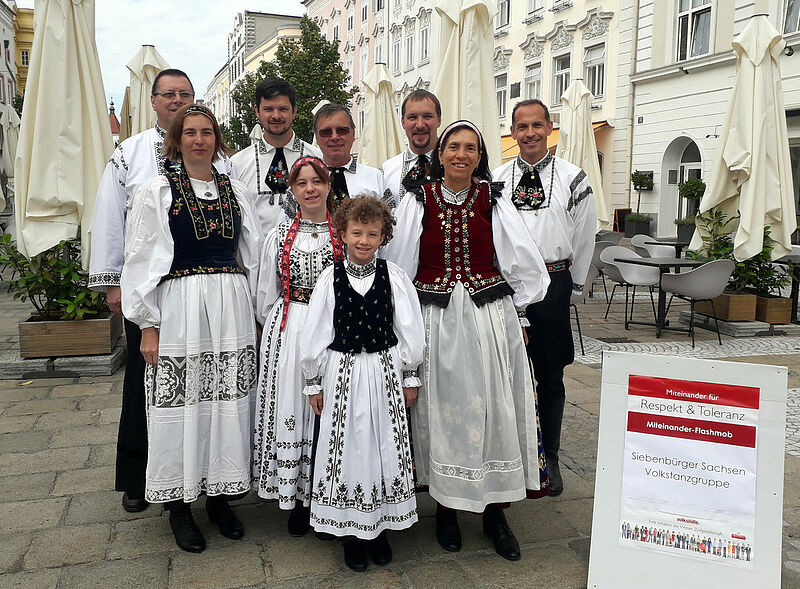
[372,0,384,11]
[583,44,605,98]
[785,0,800,33]
[495,73,508,118]
[358,108,365,133]
[392,37,401,72]
[495,0,510,29]
[347,12,354,32]
[676,0,711,61]
[333,24,340,41]
[21,49,28,67]
[405,30,414,69]
[524,63,541,100]
[527,0,543,13]
[420,24,430,63]
[375,42,383,64]
[361,47,369,77]
[363,2,369,22]
[552,54,570,104]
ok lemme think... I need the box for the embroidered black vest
[328,259,398,354]
[162,163,244,282]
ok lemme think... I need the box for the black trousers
[115,318,148,498]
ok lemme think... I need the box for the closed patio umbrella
[432,0,502,168]
[126,44,170,136]
[358,63,404,167]
[556,79,610,231]
[118,86,132,143]
[690,14,796,261]
[0,103,21,212]
[249,123,262,146]
[14,0,114,266]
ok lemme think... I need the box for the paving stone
[0,415,37,434]
[0,446,89,476]
[1,498,67,535]
[49,423,117,448]
[459,544,587,589]
[263,533,341,580]
[52,343,126,377]
[78,395,122,411]
[51,466,114,496]
[0,472,56,502]
[507,501,581,545]
[107,515,180,560]
[0,387,50,402]
[402,560,474,589]
[0,534,31,573]
[58,554,168,589]
[0,430,52,453]
[34,409,98,430]
[64,490,157,526]
[49,383,113,398]
[88,443,116,467]
[0,569,59,589]
[23,523,110,569]
[169,541,266,589]
[271,569,404,589]
[226,501,288,541]
[97,406,121,424]
[3,398,78,416]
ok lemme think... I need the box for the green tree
[225,16,355,151]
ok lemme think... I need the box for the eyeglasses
[316,126,353,138]
[153,91,195,100]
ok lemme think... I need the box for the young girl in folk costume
[253,156,343,535]
[299,196,425,572]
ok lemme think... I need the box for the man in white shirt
[381,89,441,207]
[89,68,232,513]
[492,99,596,496]
[230,77,321,235]
[312,103,386,208]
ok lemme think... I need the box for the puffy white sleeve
[88,151,127,291]
[120,177,174,329]
[388,262,425,387]
[382,192,424,279]
[255,226,281,326]
[492,190,550,308]
[567,171,597,290]
[298,265,337,395]
[232,179,261,308]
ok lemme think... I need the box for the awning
[501,121,610,162]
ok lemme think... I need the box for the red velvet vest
[413,181,513,307]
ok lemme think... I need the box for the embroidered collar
[298,219,329,233]
[345,257,376,278]
[403,148,434,163]
[519,151,553,173]
[441,183,471,205]
[257,131,303,155]
[155,123,167,139]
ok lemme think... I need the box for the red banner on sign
[627,412,757,448]
[629,375,759,410]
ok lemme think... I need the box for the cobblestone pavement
[1,286,799,588]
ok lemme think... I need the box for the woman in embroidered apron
[121,104,261,553]
[299,197,425,571]
[252,156,344,535]
[384,120,551,561]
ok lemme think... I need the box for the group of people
[89,69,596,570]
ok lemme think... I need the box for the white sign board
[588,352,786,589]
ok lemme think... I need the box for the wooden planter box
[624,220,651,238]
[695,292,756,322]
[755,295,792,325]
[19,313,123,359]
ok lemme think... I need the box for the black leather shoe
[287,502,310,537]
[548,460,564,496]
[435,504,462,552]
[206,496,244,540]
[483,507,521,561]
[168,503,206,553]
[368,531,392,566]
[122,492,148,513]
[343,537,368,571]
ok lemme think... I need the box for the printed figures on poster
[620,375,758,567]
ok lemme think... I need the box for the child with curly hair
[299,196,424,571]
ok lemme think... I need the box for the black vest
[328,259,398,354]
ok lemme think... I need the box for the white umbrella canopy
[310,99,330,149]
[432,0,502,169]
[249,123,262,146]
[0,103,21,213]
[126,44,170,136]
[358,64,404,168]
[690,14,796,261]
[14,0,114,266]
[556,79,610,231]
[118,86,132,143]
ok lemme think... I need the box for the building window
[361,48,369,77]
[552,54,570,104]
[392,37,401,72]
[20,49,28,67]
[333,24,340,41]
[677,0,711,61]
[528,0,543,13]
[785,0,800,33]
[358,108,365,133]
[420,25,430,63]
[347,13,354,32]
[375,42,383,64]
[495,0,510,29]
[405,31,414,69]
[373,0,384,11]
[362,2,368,21]
[583,44,605,98]
[524,63,541,100]
[495,73,508,119]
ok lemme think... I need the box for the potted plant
[674,215,696,242]
[675,178,705,241]
[0,234,122,358]
[744,227,792,324]
[624,212,652,237]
